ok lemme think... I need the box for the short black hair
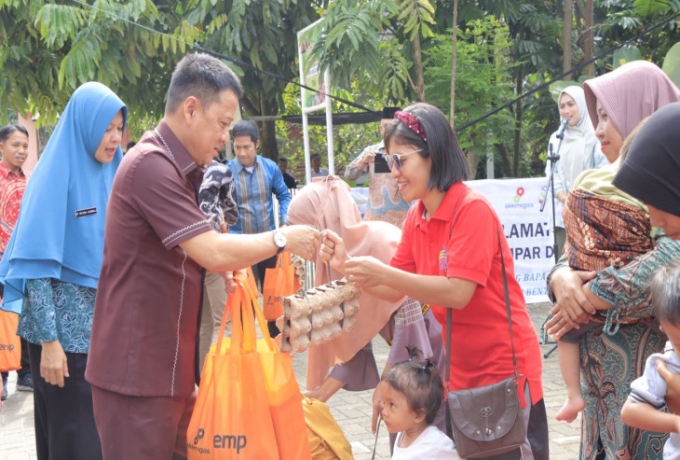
[0,124,29,143]
[381,347,443,425]
[311,153,320,161]
[653,262,680,327]
[231,120,259,143]
[278,157,288,164]
[384,103,470,191]
[165,53,243,115]
[382,106,400,119]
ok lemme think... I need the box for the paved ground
[0,301,580,460]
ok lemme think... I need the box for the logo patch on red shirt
[439,246,448,271]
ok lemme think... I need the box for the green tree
[0,0,196,126]
[309,0,435,105]
[593,0,680,72]
[187,0,321,159]
[425,17,516,177]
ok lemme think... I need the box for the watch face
[274,231,286,248]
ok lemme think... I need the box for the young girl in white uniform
[379,348,460,459]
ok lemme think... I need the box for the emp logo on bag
[189,428,247,454]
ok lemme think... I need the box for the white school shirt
[392,425,461,460]
[629,341,680,459]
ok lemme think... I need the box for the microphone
[556,118,569,140]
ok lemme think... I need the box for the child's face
[380,383,424,434]
[660,320,680,356]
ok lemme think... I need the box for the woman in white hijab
[545,85,607,255]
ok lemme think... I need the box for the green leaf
[612,45,642,68]
[662,42,680,88]
[548,80,577,103]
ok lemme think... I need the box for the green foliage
[0,0,192,127]
[595,0,680,73]
[399,0,435,40]
[612,44,643,68]
[309,0,435,104]
[662,42,680,87]
[424,17,516,177]
[275,76,382,181]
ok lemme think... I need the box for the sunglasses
[385,149,423,171]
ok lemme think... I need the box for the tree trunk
[411,33,425,102]
[242,93,280,161]
[573,0,585,39]
[467,148,480,179]
[450,0,459,127]
[512,66,524,177]
[259,119,279,161]
[583,0,595,76]
[498,143,512,178]
[258,97,280,161]
[563,0,573,78]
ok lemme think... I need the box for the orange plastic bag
[263,252,300,321]
[0,308,21,372]
[188,274,311,460]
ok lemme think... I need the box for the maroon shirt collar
[155,121,204,178]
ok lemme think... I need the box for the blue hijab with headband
[0,82,127,313]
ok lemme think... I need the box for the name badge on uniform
[75,207,97,218]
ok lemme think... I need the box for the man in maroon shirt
[86,53,319,460]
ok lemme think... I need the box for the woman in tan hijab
[287,176,446,433]
[546,60,680,459]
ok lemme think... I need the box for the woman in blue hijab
[0,82,126,460]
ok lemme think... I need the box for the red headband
[394,110,427,141]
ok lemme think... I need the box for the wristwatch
[273,230,287,255]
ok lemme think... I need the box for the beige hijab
[287,176,406,389]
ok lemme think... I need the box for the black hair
[0,124,29,143]
[278,157,288,164]
[653,262,680,327]
[231,120,259,143]
[382,107,400,119]
[165,53,243,115]
[310,153,320,161]
[384,103,470,192]
[381,346,443,425]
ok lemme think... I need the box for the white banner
[351,177,555,303]
[467,178,554,304]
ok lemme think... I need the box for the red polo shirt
[391,181,543,404]
[0,163,28,257]
[86,121,212,397]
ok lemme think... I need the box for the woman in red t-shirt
[321,102,547,460]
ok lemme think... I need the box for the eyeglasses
[385,149,422,171]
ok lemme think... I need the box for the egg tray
[280,279,361,354]
[290,254,306,289]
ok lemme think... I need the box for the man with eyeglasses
[344,107,412,228]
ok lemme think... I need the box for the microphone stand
[540,126,565,359]
[540,125,566,264]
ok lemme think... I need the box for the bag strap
[371,415,382,460]
[445,226,519,437]
[444,226,520,385]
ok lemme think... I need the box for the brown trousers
[92,385,196,460]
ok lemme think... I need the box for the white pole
[324,69,334,175]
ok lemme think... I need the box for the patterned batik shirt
[198,160,238,232]
[344,141,411,228]
[18,278,96,353]
[0,162,28,257]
